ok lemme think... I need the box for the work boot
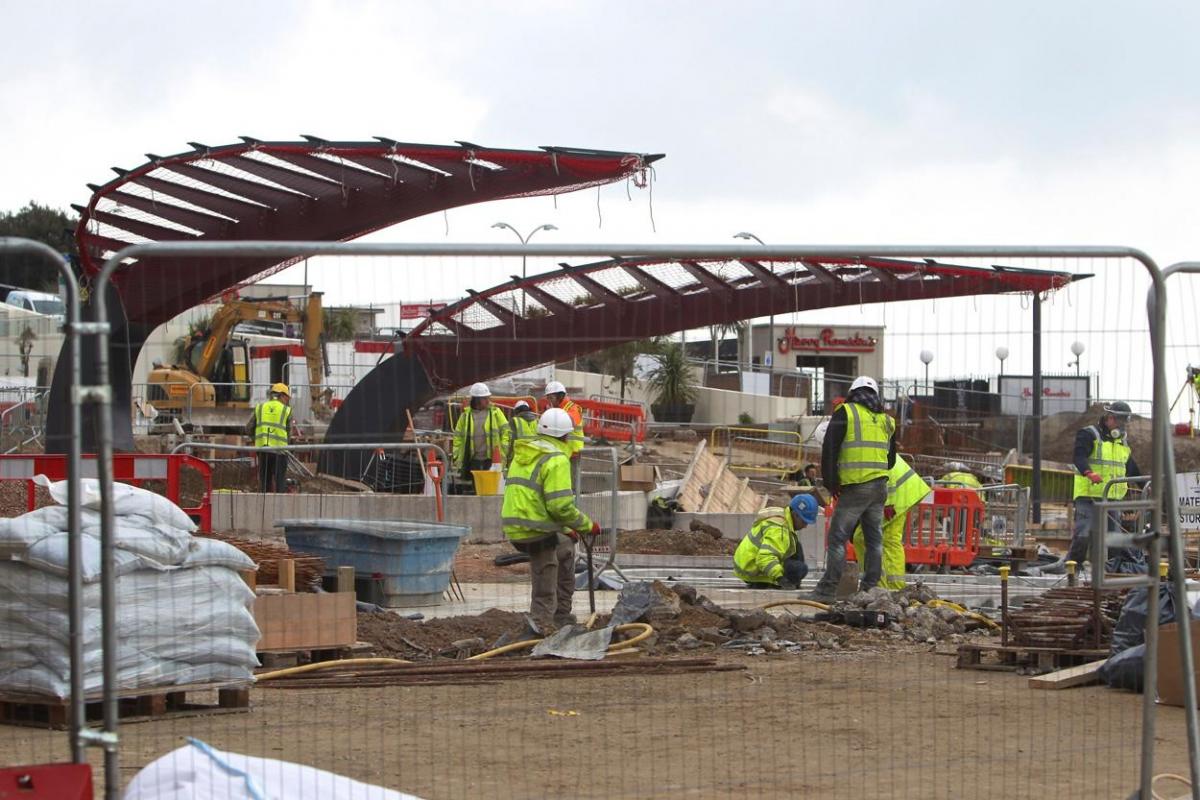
[553,612,578,627]
[801,589,836,604]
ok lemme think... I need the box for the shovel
[581,530,597,614]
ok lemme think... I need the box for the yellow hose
[257,657,412,682]
[925,599,1000,630]
[759,599,831,612]
[757,597,999,630]
[258,624,657,680]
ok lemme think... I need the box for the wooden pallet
[956,642,1109,675]
[257,640,376,669]
[0,681,251,730]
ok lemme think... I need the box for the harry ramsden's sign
[1023,387,1074,398]
[777,327,878,354]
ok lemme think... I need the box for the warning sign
[1176,471,1200,532]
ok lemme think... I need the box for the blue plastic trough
[277,518,468,607]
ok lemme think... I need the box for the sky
[4,1,1200,412]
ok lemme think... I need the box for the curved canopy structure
[48,138,661,454]
[320,255,1079,476]
[72,138,661,326]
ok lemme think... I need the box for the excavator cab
[208,339,251,404]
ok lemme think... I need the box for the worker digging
[501,407,601,629]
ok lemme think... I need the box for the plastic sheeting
[124,739,424,800]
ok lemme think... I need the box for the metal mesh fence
[1,239,1198,799]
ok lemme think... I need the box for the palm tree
[590,338,664,401]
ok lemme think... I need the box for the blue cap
[789,493,819,526]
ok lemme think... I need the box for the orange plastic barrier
[838,487,982,570]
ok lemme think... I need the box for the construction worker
[937,462,982,490]
[1065,401,1141,566]
[246,383,296,493]
[501,407,601,628]
[504,400,539,469]
[544,380,585,486]
[452,382,509,488]
[852,455,931,590]
[808,375,897,602]
[733,494,819,589]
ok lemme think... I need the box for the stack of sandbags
[0,477,260,698]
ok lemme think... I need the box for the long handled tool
[582,532,596,614]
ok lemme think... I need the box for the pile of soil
[357,608,530,660]
[206,461,366,495]
[0,482,51,517]
[618,529,737,556]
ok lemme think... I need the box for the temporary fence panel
[709,425,804,479]
[29,232,1193,800]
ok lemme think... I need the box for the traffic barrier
[839,486,982,570]
[0,453,213,532]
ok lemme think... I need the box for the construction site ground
[1,649,1188,799]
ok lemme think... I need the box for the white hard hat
[811,419,830,446]
[469,382,491,398]
[514,400,531,412]
[544,380,566,396]
[849,375,879,394]
[538,407,575,438]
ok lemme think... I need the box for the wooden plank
[1027,660,1106,690]
[700,461,727,512]
[676,440,708,512]
[337,566,356,593]
[279,559,296,593]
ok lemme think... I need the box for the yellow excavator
[148,292,327,429]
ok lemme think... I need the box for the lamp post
[995,346,1009,380]
[492,222,558,315]
[1070,340,1085,375]
[733,232,769,376]
[920,350,934,396]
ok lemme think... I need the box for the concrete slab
[212,490,648,542]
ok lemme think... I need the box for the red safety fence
[839,486,982,570]
[547,398,646,443]
[0,454,213,532]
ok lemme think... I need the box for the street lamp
[920,350,934,395]
[733,232,770,374]
[1069,341,1085,375]
[995,346,1009,382]
[492,222,558,315]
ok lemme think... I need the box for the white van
[4,290,65,322]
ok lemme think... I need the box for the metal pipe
[999,565,1009,647]
[169,441,450,496]
[0,239,83,764]
[1154,261,1200,798]
[1031,292,1043,523]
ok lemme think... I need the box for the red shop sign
[777,327,878,354]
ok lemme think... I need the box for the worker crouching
[501,407,601,628]
[733,495,818,590]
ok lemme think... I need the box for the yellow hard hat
[271,383,290,397]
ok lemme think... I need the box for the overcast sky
[4,1,1200,410]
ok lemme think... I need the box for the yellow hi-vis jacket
[504,412,540,469]
[501,435,593,543]
[253,400,292,448]
[733,507,797,586]
[838,402,895,485]
[1073,425,1131,500]
[938,471,982,490]
[853,456,931,590]
[452,405,509,471]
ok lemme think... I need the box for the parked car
[3,290,65,322]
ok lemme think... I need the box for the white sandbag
[30,634,259,680]
[34,475,197,532]
[0,562,253,610]
[124,739,422,800]
[0,514,60,552]
[3,505,102,533]
[18,533,168,582]
[183,537,256,572]
[79,521,191,566]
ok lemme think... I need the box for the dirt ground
[618,528,737,556]
[1,650,1189,799]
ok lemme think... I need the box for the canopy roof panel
[74,138,662,325]
[403,255,1081,390]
